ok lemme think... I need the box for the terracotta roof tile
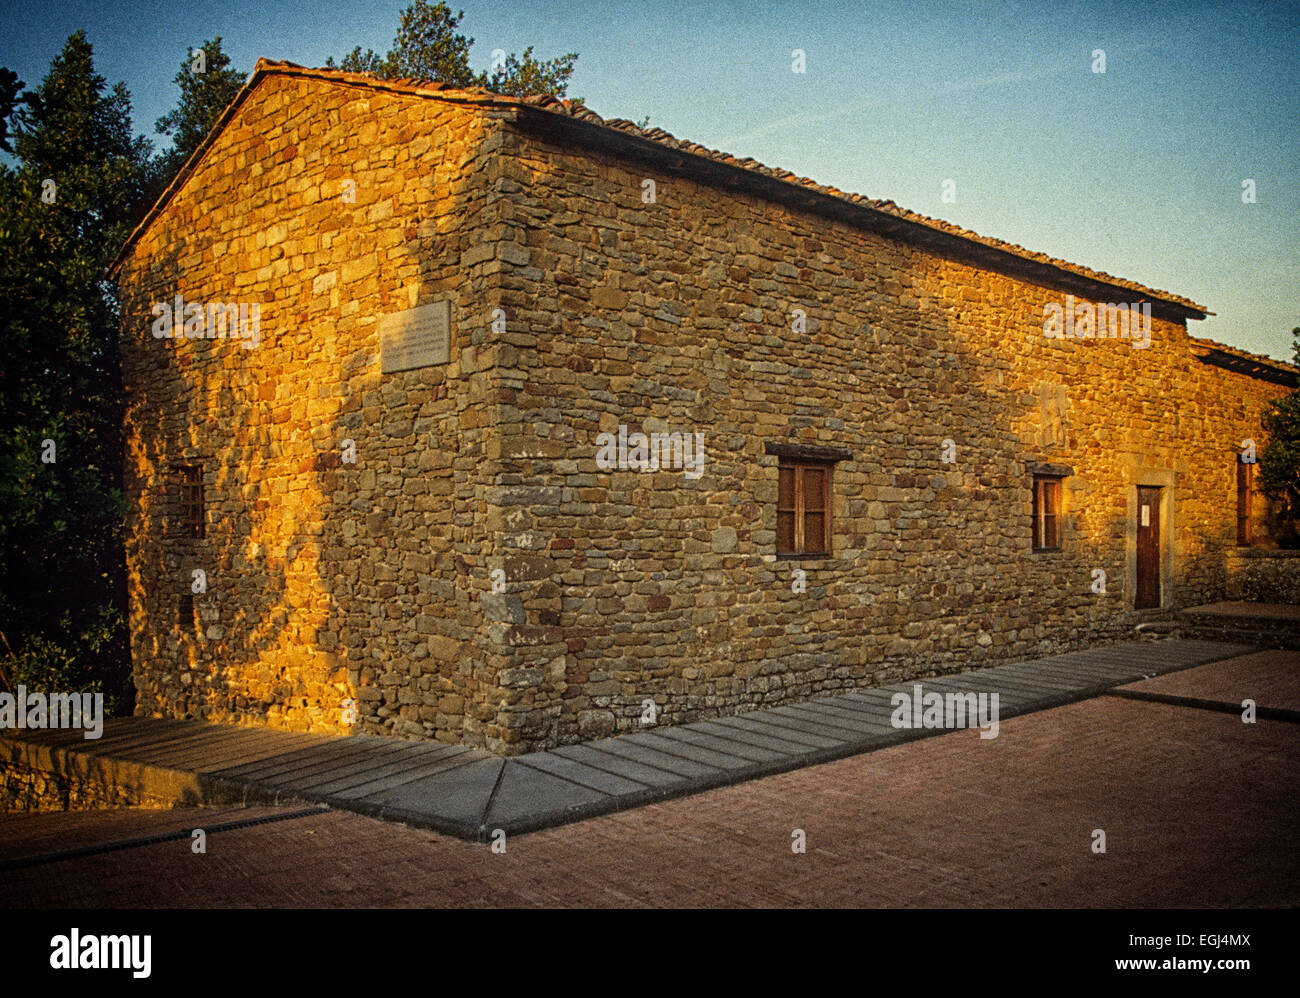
[113,59,1212,318]
[503,79,1212,312]
[1189,336,1299,374]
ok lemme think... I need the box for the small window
[777,459,832,556]
[1032,475,1062,551]
[178,592,195,631]
[1236,458,1252,546]
[178,465,204,538]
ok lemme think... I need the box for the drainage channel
[1102,689,1300,723]
[0,805,328,872]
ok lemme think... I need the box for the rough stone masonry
[109,60,1298,755]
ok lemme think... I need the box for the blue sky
[2,0,1296,360]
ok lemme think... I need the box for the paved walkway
[3,648,1296,908]
[2,639,1254,841]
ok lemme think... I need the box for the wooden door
[1136,486,1161,609]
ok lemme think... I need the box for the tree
[326,1,578,99]
[1257,326,1300,548]
[0,67,23,153]
[328,47,389,76]
[485,46,578,99]
[153,38,247,187]
[0,31,150,706]
[389,1,479,85]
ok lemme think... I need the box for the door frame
[1123,465,1176,611]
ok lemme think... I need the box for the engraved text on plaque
[379,301,451,374]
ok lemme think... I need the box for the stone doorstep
[1,639,1257,844]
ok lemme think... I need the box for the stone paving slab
[724,712,850,745]
[65,727,196,758]
[58,718,190,750]
[324,748,479,802]
[1016,658,1131,678]
[802,700,898,731]
[214,740,375,781]
[275,746,433,795]
[791,698,896,724]
[550,744,687,788]
[103,727,249,763]
[304,745,473,796]
[708,714,843,749]
[940,681,1049,704]
[638,729,763,767]
[511,752,650,797]
[967,675,1076,701]
[767,705,873,737]
[592,736,729,779]
[2,638,1257,842]
[1009,658,1132,679]
[190,734,326,772]
[838,691,904,711]
[688,719,823,753]
[352,756,503,834]
[973,668,1092,691]
[483,763,612,830]
[779,703,896,737]
[819,693,893,713]
[119,729,285,770]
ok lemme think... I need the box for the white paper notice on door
[1141,505,1150,527]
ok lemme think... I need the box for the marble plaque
[379,301,451,373]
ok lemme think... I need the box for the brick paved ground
[1115,649,1300,710]
[1,653,1296,908]
[0,805,293,863]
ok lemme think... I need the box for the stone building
[109,60,1297,755]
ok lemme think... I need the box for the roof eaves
[511,100,1209,320]
[110,58,1212,324]
[1189,336,1299,388]
[107,63,265,279]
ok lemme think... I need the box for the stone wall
[117,71,521,746]
[1225,549,1300,603]
[473,113,1291,751]
[117,68,1296,756]
[1,740,179,812]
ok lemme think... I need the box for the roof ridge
[1189,335,1299,373]
[111,58,1212,316]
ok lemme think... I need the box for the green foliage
[9,615,111,693]
[326,1,578,98]
[325,3,475,84]
[391,1,479,86]
[326,47,389,75]
[1257,327,1300,548]
[0,30,146,708]
[8,632,82,693]
[153,37,247,188]
[485,46,579,99]
[0,67,23,153]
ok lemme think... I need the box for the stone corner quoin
[109,62,1296,756]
